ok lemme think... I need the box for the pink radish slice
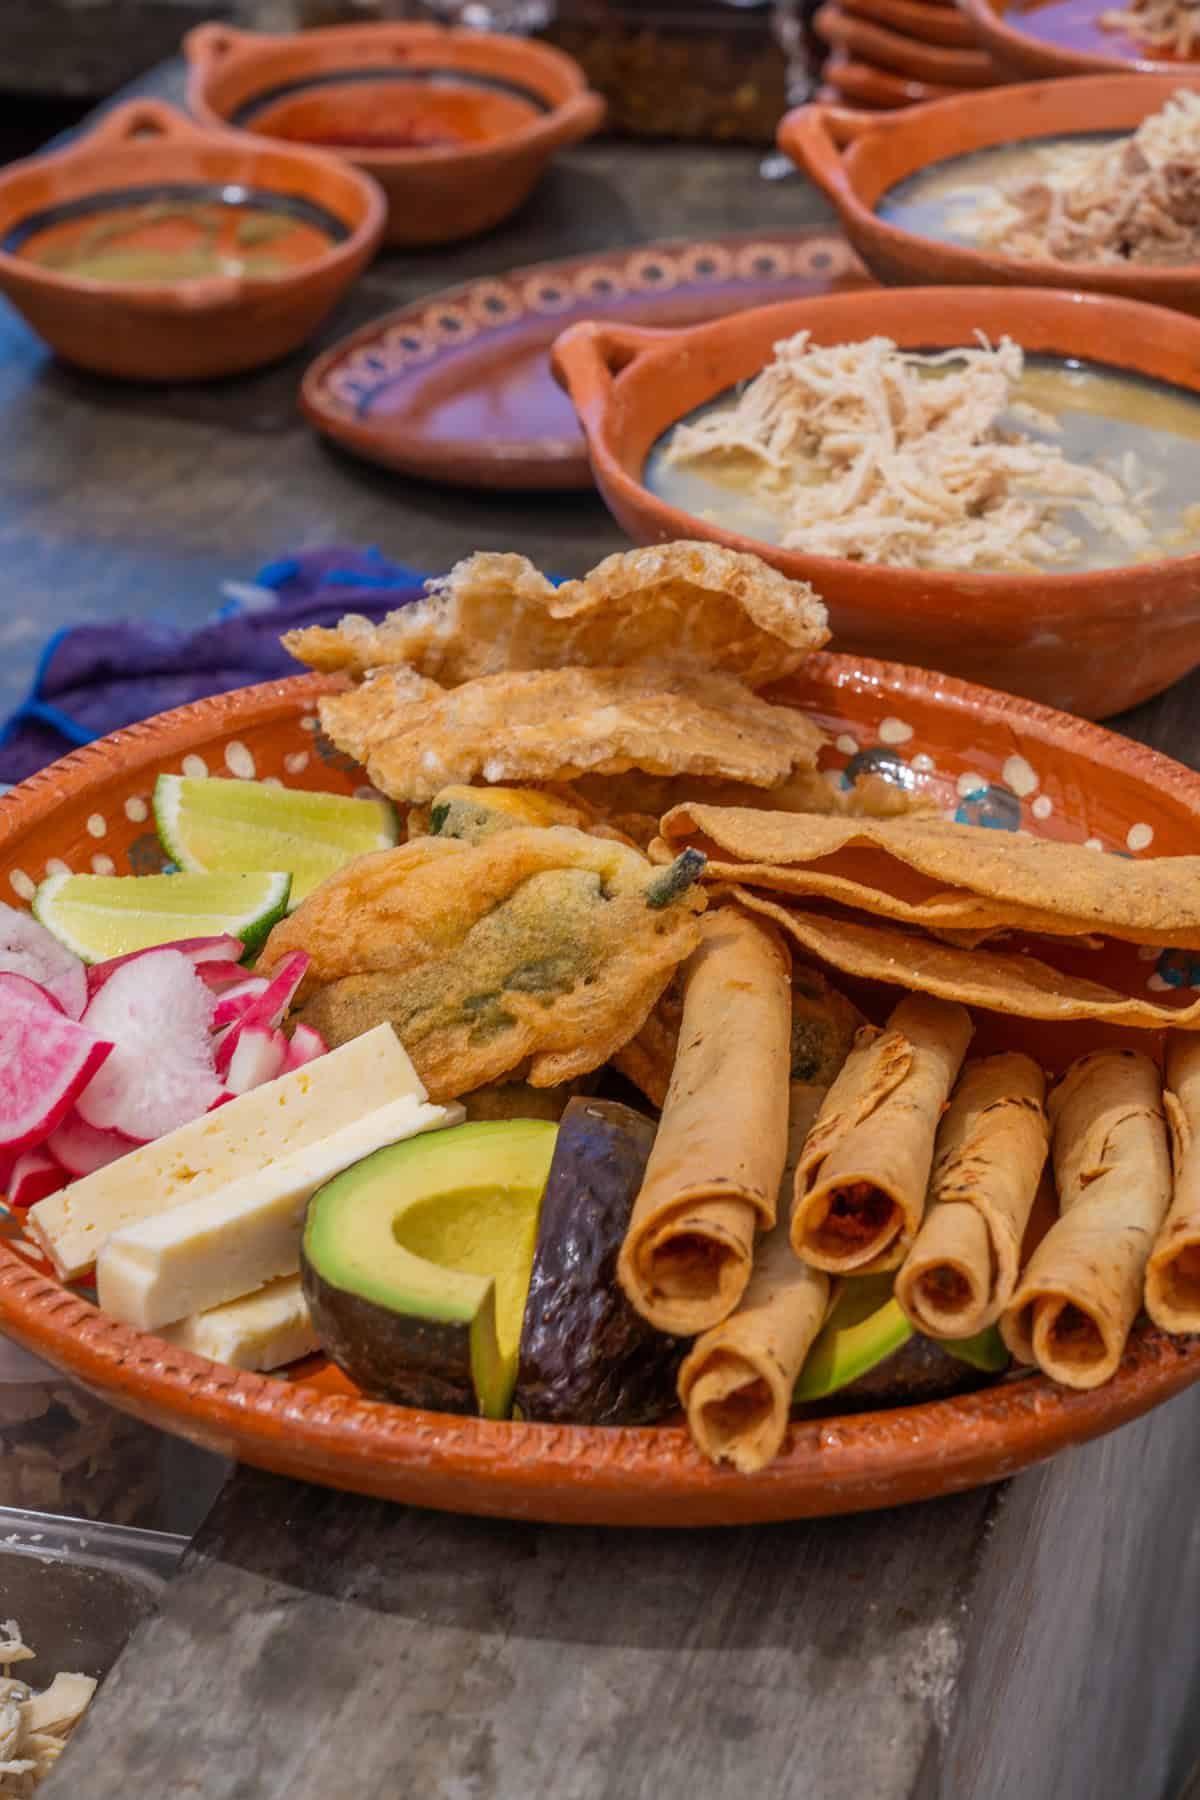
[214,952,308,1077]
[47,1110,140,1177]
[211,977,270,1032]
[0,973,114,1152]
[284,1024,328,1072]
[225,1026,289,1095]
[87,934,246,995]
[76,949,222,1139]
[196,959,251,992]
[0,905,87,1019]
[7,1148,67,1208]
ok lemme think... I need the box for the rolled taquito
[895,1054,1049,1338]
[791,995,973,1274]
[1001,1049,1171,1390]
[618,906,792,1335]
[1146,1031,1200,1333]
[679,1082,832,1473]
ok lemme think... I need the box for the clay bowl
[551,287,1200,719]
[4,671,1200,1524]
[824,52,964,104]
[185,21,605,248]
[958,0,1200,76]
[816,4,1003,83]
[840,0,977,53]
[0,98,385,383]
[779,76,1200,314]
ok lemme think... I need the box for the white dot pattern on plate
[284,751,309,776]
[182,755,208,779]
[86,813,106,839]
[299,716,319,734]
[124,796,148,823]
[224,742,256,780]
[1148,973,1172,992]
[1137,944,1161,961]
[44,858,68,878]
[877,717,913,746]
[1085,837,1104,850]
[355,785,386,803]
[1031,795,1053,821]
[956,772,987,798]
[1002,755,1038,798]
[910,753,935,774]
[91,854,115,876]
[8,870,33,900]
[1127,822,1154,852]
[262,776,283,790]
[835,733,858,756]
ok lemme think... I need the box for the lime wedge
[153,775,398,909]
[32,870,291,963]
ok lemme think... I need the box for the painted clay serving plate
[814,5,1003,84]
[2,668,1200,1526]
[958,0,1200,77]
[822,53,964,104]
[779,77,1200,314]
[301,228,872,492]
[840,0,977,53]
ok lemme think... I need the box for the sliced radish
[87,934,246,996]
[284,1023,328,1072]
[0,905,87,1020]
[0,973,113,1152]
[211,977,270,1032]
[7,1148,67,1208]
[76,949,222,1139]
[214,952,308,1077]
[196,959,251,992]
[225,1026,289,1095]
[47,1110,140,1177]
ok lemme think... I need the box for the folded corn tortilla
[618,906,793,1335]
[792,994,973,1274]
[1001,1049,1171,1390]
[1145,1031,1200,1333]
[896,1053,1049,1338]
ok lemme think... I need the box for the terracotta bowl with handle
[815,4,1003,84]
[823,52,965,104]
[778,76,1200,314]
[551,286,1200,720]
[841,0,978,50]
[0,98,385,383]
[957,0,1200,77]
[185,21,605,248]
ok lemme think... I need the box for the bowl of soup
[551,286,1200,719]
[779,76,1200,316]
[185,21,606,248]
[0,98,385,382]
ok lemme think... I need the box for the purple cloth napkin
[0,548,429,787]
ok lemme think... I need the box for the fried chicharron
[285,541,828,688]
[262,827,706,1103]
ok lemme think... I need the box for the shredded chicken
[664,331,1152,570]
[1101,0,1200,56]
[0,1623,95,1797]
[967,90,1200,267]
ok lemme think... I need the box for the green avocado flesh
[793,1275,1008,1403]
[302,1119,557,1420]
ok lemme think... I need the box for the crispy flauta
[731,890,1200,1028]
[792,995,973,1274]
[1145,1032,1200,1333]
[678,1082,833,1475]
[618,909,793,1336]
[659,807,1200,949]
[895,1054,1049,1338]
[284,542,828,689]
[1002,1050,1172,1389]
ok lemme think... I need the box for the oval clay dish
[301,228,872,492]
[779,77,1200,315]
[814,5,1003,84]
[3,671,1200,1527]
[957,0,1200,78]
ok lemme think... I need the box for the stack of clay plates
[813,0,1006,107]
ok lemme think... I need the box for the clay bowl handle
[182,22,255,73]
[550,320,676,433]
[80,98,213,150]
[777,100,921,203]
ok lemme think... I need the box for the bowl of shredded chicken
[551,282,1200,717]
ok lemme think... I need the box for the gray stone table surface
[5,55,1200,1800]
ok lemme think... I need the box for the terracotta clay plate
[2,666,1200,1526]
[300,228,871,491]
[958,0,1200,78]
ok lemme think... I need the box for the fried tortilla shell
[1001,1050,1172,1390]
[792,995,973,1274]
[679,1081,833,1474]
[618,908,793,1336]
[584,768,932,832]
[1145,1032,1200,1333]
[285,541,828,689]
[732,891,1200,1028]
[895,1054,1049,1339]
[317,666,825,806]
[263,827,706,1103]
[660,807,1200,950]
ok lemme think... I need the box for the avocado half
[302,1119,557,1419]
[794,1275,1009,1412]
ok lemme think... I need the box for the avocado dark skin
[515,1098,686,1427]
[300,1264,482,1415]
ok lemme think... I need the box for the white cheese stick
[96,1095,456,1331]
[157,1274,318,1373]
[29,1024,426,1280]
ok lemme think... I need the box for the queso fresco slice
[302,1120,558,1421]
